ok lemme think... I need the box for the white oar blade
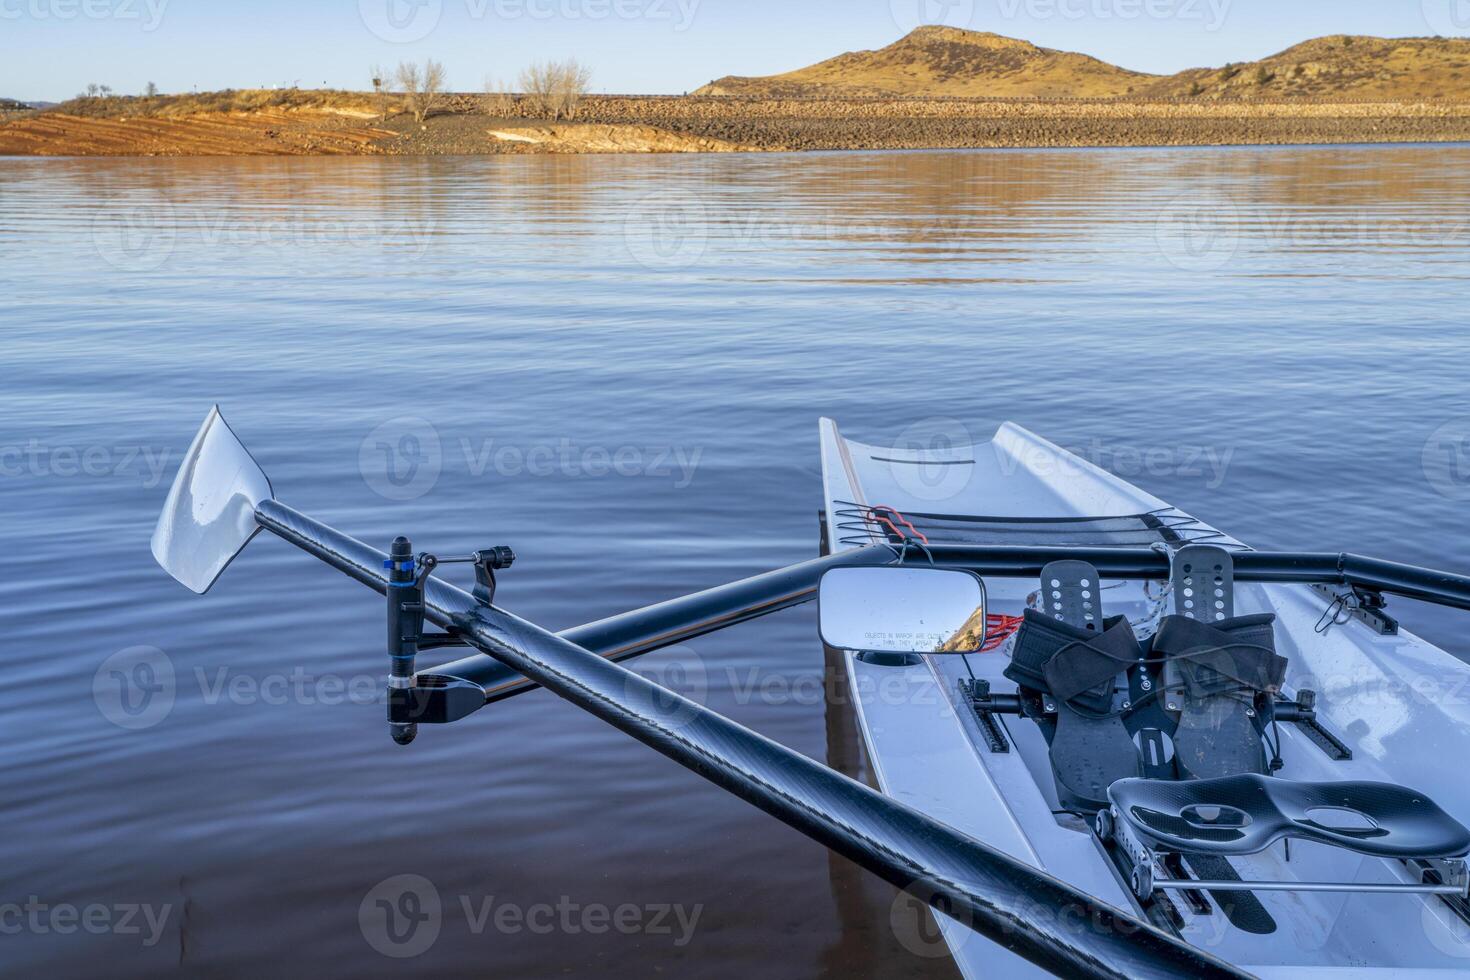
[151,406,273,594]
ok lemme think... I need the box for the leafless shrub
[518,62,556,118]
[396,58,447,124]
[517,59,592,121]
[482,77,517,118]
[554,59,592,120]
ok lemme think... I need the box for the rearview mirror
[818,566,987,656]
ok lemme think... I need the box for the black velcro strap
[1006,610,1141,712]
[1154,613,1287,697]
[1044,619,1145,706]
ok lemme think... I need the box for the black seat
[1110,773,1470,860]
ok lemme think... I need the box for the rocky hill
[699,27,1150,99]
[697,27,1470,101]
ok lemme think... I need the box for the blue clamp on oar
[383,541,517,745]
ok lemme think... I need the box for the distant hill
[699,27,1150,98]
[1142,35,1470,100]
[696,27,1470,100]
[0,97,32,110]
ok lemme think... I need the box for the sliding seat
[1105,772,1470,900]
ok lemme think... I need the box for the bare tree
[145,81,159,97]
[482,77,517,118]
[85,83,101,97]
[395,59,447,124]
[553,59,592,120]
[517,60,592,121]
[517,62,556,118]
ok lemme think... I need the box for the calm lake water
[4,145,1470,979]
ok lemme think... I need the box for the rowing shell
[819,418,1470,977]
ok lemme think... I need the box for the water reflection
[2,144,1468,979]
[5,145,1467,287]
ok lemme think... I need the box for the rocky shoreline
[3,95,1470,156]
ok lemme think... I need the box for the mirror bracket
[855,651,925,668]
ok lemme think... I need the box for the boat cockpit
[818,542,1470,943]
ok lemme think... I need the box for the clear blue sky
[2,0,1464,101]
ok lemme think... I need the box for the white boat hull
[819,419,1470,977]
